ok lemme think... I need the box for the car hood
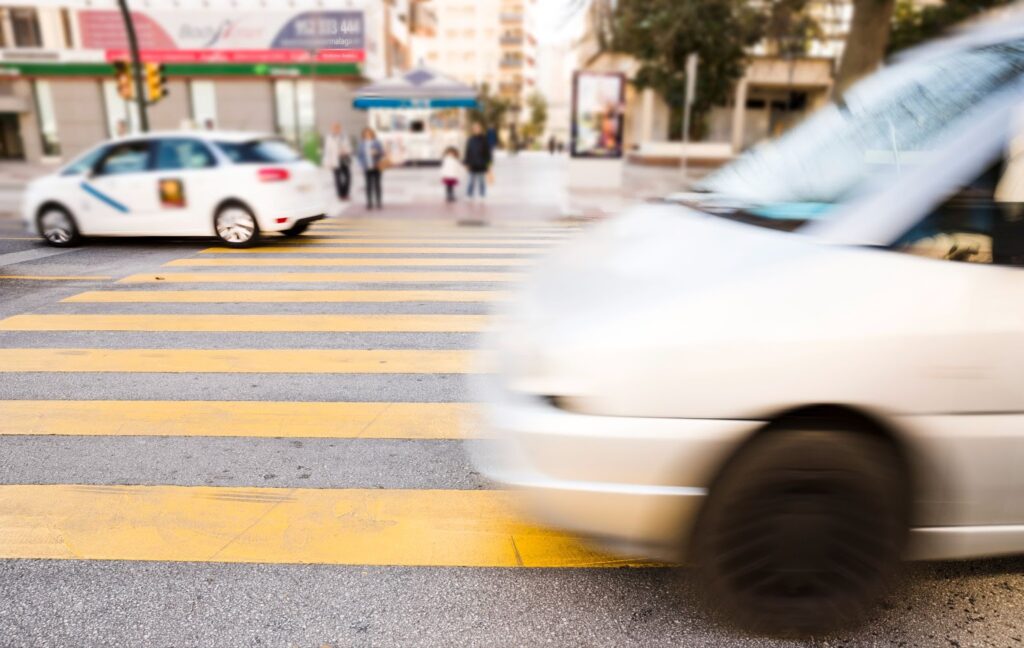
[500,202,829,349]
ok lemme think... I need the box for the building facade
[409,0,536,112]
[0,0,412,164]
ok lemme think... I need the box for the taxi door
[80,139,159,234]
[146,138,220,236]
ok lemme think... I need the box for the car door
[149,137,220,235]
[892,116,1024,528]
[82,140,159,234]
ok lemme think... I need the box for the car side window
[61,146,107,176]
[894,138,1024,267]
[95,141,152,176]
[155,139,216,171]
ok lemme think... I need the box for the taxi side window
[895,140,1024,267]
[155,139,216,171]
[96,141,152,176]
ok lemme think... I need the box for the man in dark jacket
[463,122,492,200]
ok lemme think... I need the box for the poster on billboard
[79,10,366,64]
[571,72,625,159]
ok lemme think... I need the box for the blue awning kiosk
[354,67,478,164]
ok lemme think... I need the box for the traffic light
[114,61,134,101]
[144,62,167,103]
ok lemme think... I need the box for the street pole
[681,52,698,180]
[116,0,149,133]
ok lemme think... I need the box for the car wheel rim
[40,210,72,243]
[216,208,256,243]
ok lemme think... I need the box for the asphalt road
[2,210,1024,648]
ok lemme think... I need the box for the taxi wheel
[282,222,309,237]
[692,427,909,636]
[37,206,82,247]
[214,204,260,248]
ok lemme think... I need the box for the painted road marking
[165,258,532,268]
[0,313,486,333]
[0,485,646,567]
[0,247,83,266]
[118,272,522,284]
[0,401,474,439]
[0,348,475,373]
[0,275,111,281]
[201,246,543,255]
[63,290,506,303]
[286,238,563,245]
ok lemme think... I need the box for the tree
[468,82,512,131]
[610,0,764,140]
[521,92,548,145]
[888,0,1012,54]
[763,0,822,57]
[834,0,896,95]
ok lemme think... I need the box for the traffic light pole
[116,0,149,132]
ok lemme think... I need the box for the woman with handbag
[357,127,386,210]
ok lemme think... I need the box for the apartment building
[0,0,412,164]
[410,0,537,111]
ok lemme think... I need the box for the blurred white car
[476,20,1024,634]
[22,131,325,247]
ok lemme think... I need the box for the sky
[535,0,589,44]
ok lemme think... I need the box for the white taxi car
[22,131,326,248]
[475,20,1024,635]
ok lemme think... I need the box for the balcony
[500,58,523,69]
[500,35,524,46]
[500,12,523,23]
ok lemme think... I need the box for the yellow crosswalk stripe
[0,401,473,439]
[201,246,541,254]
[62,290,506,303]
[0,313,487,332]
[0,485,645,567]
[286,238,562,245]
[118,272,521,283]
[0,348,475,373]
[166,257,531,268]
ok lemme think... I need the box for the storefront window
[189,81,217,129]
[11,8,42,48]
[102,80,141,137]
[33,80,59,156]
[273,79,316,159]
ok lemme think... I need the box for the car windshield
[694,38,1024,228]
[214,139,301,163]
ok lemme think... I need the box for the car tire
[214,203,260,248]
[692,426,909,636]
[37,205,82,247]
[282,222,309,237]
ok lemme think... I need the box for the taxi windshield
[696,39,1024,223]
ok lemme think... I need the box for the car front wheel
[693,426,909,636]
[37,206,82,247]
[214,204,260,248]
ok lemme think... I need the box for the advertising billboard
[570,71,625,159]
[79,10,365,63]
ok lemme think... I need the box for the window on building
[189,81,217,129]
[32,80,59,157]
[273,79,315,152]
[102,80,141,137]
[11,8,42,48]
[60,9,74,48]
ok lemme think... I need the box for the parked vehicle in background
[23,131,325,248]
[475,20,1024,635]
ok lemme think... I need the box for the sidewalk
[0,152,703,221]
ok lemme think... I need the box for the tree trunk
[834,0,896,96]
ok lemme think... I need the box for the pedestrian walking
[548,135,557,155]
[463,122,492,201]
[322,121,352,201]
[508,125,520,156]
[440,146,463,203]
[357,127,385,210]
